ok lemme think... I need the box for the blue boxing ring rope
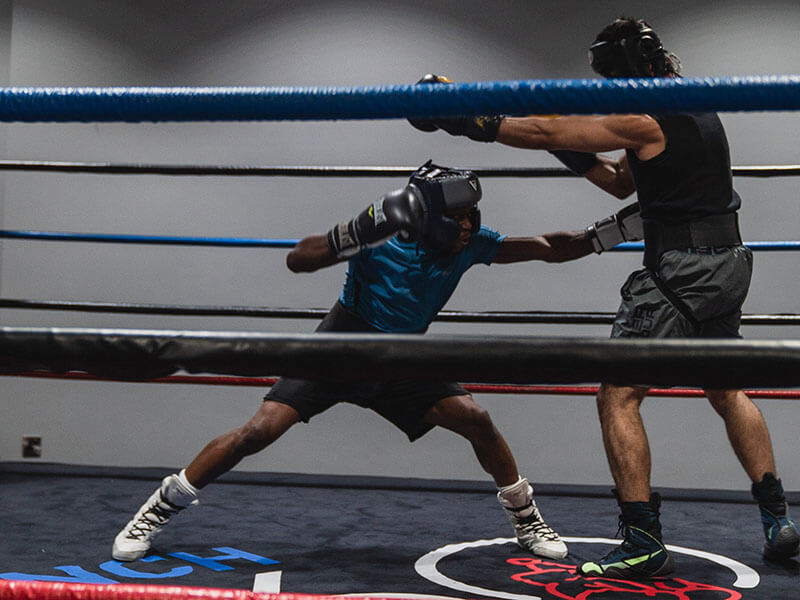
[1,230,799,253]
[1,75,800,122]
[0,229,300,248]
[1,79,798,250]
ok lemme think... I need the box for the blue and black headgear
[589,21,670,78]
[408,160,481,249]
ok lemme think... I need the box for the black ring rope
[2,298,799,326]
[2,326,800,388]
[0,160,798,178]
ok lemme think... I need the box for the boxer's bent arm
[492,231,595,264]
[286,234,342,273]
[585,154,636,199]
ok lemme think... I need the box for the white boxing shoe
[112,474,197,561]
[502,499,568,559]
[498,477,568,559]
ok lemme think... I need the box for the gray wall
[1,0,800,491]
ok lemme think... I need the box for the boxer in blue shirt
[112,161,640,563]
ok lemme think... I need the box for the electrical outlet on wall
[22,436,41,458]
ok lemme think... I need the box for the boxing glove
[327,186,425,258]
[587,202,644,253]
[408,74,503,143]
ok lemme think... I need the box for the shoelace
[614,517,626,540]
[596,521,636,562]
[125,492,182,540]
[515,506,561,542]
[599,518,666,563]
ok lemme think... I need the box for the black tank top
[625,113,741,224]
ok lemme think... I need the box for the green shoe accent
[580,562,602,575]
[579,549,663,575]
[578,526,674,579]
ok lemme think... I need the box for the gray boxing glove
[587,202,643,253]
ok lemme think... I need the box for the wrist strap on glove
[408,74,502,142]
[327,220,362,259]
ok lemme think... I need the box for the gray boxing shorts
[611,245,753,339]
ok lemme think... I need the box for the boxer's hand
[408,74,502,143]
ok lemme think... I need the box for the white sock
[163,469,199,507]
[177,469,200,495]
[497,475,532,509]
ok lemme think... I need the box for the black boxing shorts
[264,301,468,441]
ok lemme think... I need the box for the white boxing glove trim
[588,215,625,253]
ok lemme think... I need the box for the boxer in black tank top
[410,15,798,578]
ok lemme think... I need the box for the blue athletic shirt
[339,225,505,333]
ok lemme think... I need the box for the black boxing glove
[548,150,599,175]
[326,186,425,258]
[586,202,644,253]
[408,74,503,143]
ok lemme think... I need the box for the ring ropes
[1,158,797,250]
[2,165,799,391]
[2,77,799,600]
[0,76,800,600]
[2,160,798,321]
[1,80,798,389]
[2,80,797,319]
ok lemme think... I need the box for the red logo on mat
[507,557,742,600]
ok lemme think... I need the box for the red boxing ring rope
[0,580,345,600]
[5,370,800,399]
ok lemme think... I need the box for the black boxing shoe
[752,472,800,560]
[578,523,675,579]
[759,503,800,560]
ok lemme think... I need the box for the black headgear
[408,160,481,249]
[589,23,667,77]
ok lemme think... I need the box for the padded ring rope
[2,76,800,122]
[2,326,800,388]
[2,298,800,326]
[0,159,798,178]
[8,370,800,400]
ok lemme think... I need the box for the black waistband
[643,212,742,269]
